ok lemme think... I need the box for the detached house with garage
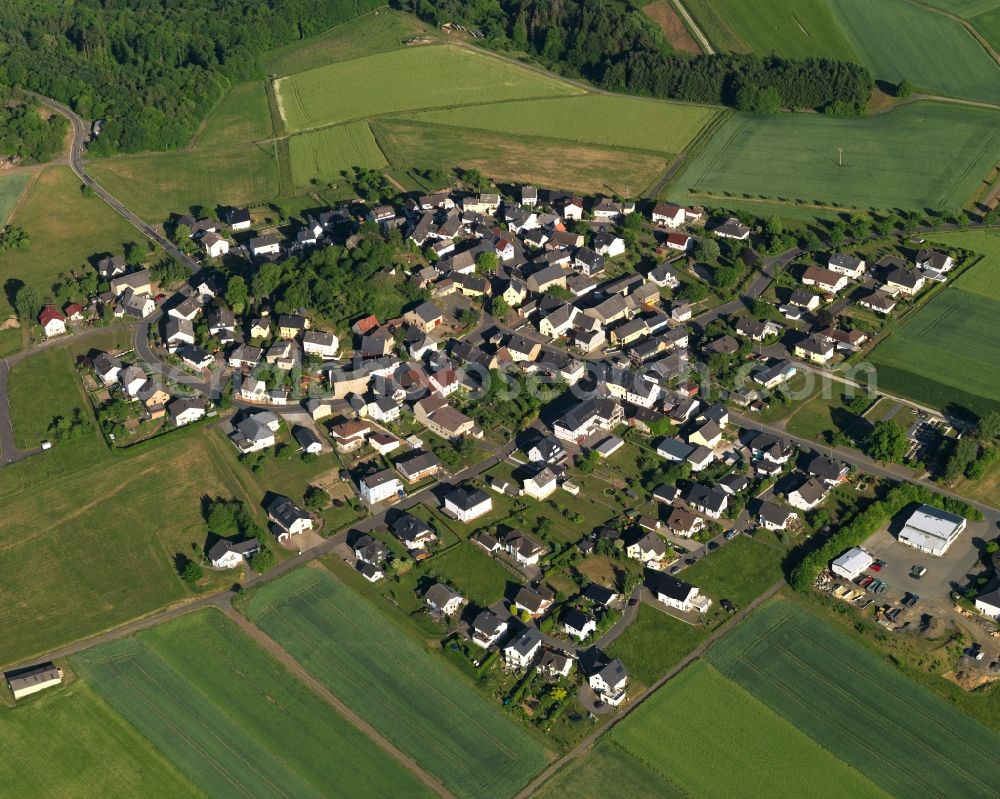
[589,659,628,706]
[651,202,685,228]
[794,336,835,364]
[472,609,508,648]
[802,265,849,293]
[266,495,313,541]
[828,253,865,279]
[504,627,543,670]
[424,582,464,618]
[443,486,493,523]
[647,572,712,613]
[787,477,829,511]
[39,306,66,338]
[359,469,404,505]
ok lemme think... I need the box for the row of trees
[0,0,382,153]
[399,0,872,112]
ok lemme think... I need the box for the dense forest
[0,102,68,163]
[0,0,381,154]
[396,0,873,112]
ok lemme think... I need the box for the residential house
[302,330,339,358]
[240,377,267,402]
[589,659,628,706]
[666,506,704,538]
[277,314,308,339]
[267,495,313,541]
[471,609,508,649]
[330,419,371,452]
[118,288,156,319]
[200,231,229,258]
[651,202,685,228]
[884,266,925,296]
[665,232,692,252]
[787,477,829,511]
[657,437,695,463]
[502,530,547,566]
[97,254,127,279]
[713,217,750,240]
[647,572,712,613]
[789,288,821,310]
[552,397,622,443]
[794,336,835,364]
[223,207,252,231]
[686,483,728,519]
[168,295,201,321]
[403,301,444,334]
[208,537,260,569]
[93,352,123,385]
[915,248,954,274]
[353,534,389,565]
[528,436,567,465]
[574,247,605,277]
[228,344,262,369]
[110,269,151,297]
[522,466,558,500]
[503,627,543,669]
[443,486,493,523]
[177,343,213,370]
[593,231,626,258]
[563,608,597,640]
[292,425,323,454]
[758,501,798,531]
[752,359,796,389]
[626,531,668,569]
[688,420,722,448]
[359,469,404,505]
[394,450,441,484]
[802,265,849,293]
[804,452,849,485]
[512,584,555,617]
[424,582,464,617]
[538,650,575,679]
[165,317,195,351]
[167,396,208,427]
[250,233,281,257]
[39,307,66,338]
[229,412,279,453]
[391,513,438,551]
[857,291,897,315]
[582,583,619,608]
[828,253,865,278]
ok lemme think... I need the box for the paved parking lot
[863,523,985,615]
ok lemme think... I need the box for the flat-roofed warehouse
[898,504,967,557]
[6,662,63,700]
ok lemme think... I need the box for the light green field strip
[612,660,890,798]
[288,121,387,188]
[398,94,721,155]
[244,567,552,799]
[707,600,1000,799]
[0,171,31,224]
[673,101,1000,211]
[71,609,437,799]
[927,229,1000,299]
[276,45,583,132]
[831,0,1000,104]
[919,0,1000,16]
[195,81,272,147]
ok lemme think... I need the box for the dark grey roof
[563,607,593,632]
[647,571,695,602]
[292,426,322,450]
[207,537,259,561]
[266,495,310,530]
[445,486,490,510]
[581,583,616,606]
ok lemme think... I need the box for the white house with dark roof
[648,572,712,613]
[266,494,313,540]
[443,486,492,523]
[424,582,464,617]
[589,659,628,706]
[359,469,403,505]
[504,627,543,669]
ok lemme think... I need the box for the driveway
[280,409,333,454]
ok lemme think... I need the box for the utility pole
[838,147,843,167]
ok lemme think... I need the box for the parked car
[669,565,680,575]
[707,541,720,551]
[685,558,697,565]
[911,565,927,579]
[724,530,739,541]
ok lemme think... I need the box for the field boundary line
[670,0,716,54]
[2,169,40,226]
[220,602,457,799]
[906,0,1000,68]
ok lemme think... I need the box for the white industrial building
[897,504,967,557]
[831,547,874,581]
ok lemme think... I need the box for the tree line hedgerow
[397,0,873,113]
[0,0,382,154]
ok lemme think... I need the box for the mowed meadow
[671,101,1000,211]
[288,121,387,189]
[275,45,583,132]
[243,567,552,799]
[70,609,436,799]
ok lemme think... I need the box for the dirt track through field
[644,0,702,53]
[218,604,457,799]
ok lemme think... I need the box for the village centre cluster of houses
[34,177,981,711]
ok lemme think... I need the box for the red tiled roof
[39,306,64,325]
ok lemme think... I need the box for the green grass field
[0,171,31,224]
[7,346,90,445]
[276,45,582,132]
[0,681,201,798]
[288,121,387,189]
[534,739,685,799]
[194,81,272,147]
[243,567,551,799]
[831,0,1000,104]
[421,540,513,607]
[0,432,254,667]
[785,388,873,444]
[677,535,785,609]
[606,603,707,686]
[266,11,431,76]
[683,0,855,58]
[72,609,435,799]
[673,102,1000,211]
[0,167,140,316]
[866,286,1000,418]
[374,118,668,197]
[89,144,280,225]
[707,600,1000,799]
[613,660,889,798]
[402,95,721,156]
